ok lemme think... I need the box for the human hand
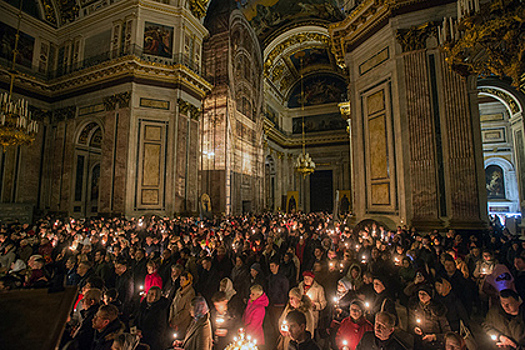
[172,340,183,347]
[414,327,423,336]
[497,335,517,348]
[422,334,437,342]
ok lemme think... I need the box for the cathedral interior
[0,0,524,231]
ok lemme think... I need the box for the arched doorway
[478,80,525,226]
[72,122,102,217]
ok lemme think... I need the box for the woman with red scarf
[335,300,373,350]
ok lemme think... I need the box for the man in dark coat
[356,312,408,350]
[483,289,525,349]
[267,259,290,348]
[286,310,321,350]
[114,258,134,318]
[196,257,220,303]
[135,286,170,350]
[90,304,124,350]
[72,289,102,350]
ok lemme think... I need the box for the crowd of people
[0,213,524,350]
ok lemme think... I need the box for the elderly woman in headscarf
[333,277,356,323]
[219,277,244,316]
[169,271,196,337]
[179,296,213,350]
[277,287,314,350]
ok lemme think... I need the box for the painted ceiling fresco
[287,74,347,108]
[236,0,344,42]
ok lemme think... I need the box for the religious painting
[200,193,212,219]
[292,112,346,134]
[286,191,298,213]
[0,21,34,68]
[143,22,173,58]
[288,74,346,108]
[238,0,344,40]
[289,48,331,71]
[485,165,505,200]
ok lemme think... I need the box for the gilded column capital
[189,0,210,19]
[104,91,131,111]
[178,99,201,120]
[396,22,438,53]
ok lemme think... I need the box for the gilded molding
[178,99,201,120]
[442,0,525,88]
[28,106,52,122]
[396,22,438,53]
[188,0,209,19]
[479,88,520,115]
[104,91,131,110]
[58,0,80,24]
[41,0,58,26]
[264,32,331,76]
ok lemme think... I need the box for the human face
[135,250,144,261]
[418,291,431,305]
[147,264,155,274]
[111,341,121,350]
[92,311,110,331]
[269,263,278,275]
[146,288,160,304]
[483,252,492,262]
[351,268,359,279]
[249,290,260,301]
[289,293,301,308]
[94,251,103,263]
[114,263,126,276]
[180,275,187,286]
[445,337,463,350]
[287,320,305,342]
[250,269,258,278]
[515,258,525,272]
[373,280,385,294]
[303,276,314,286]
[374,314,394,341]
[214,300,228,314]
[202,260,211,271]
[501,296,521,316]
[77,263,89,277]
[171,268,181,280]
[444,260,456,274]
[236,257,243,267]
[435,282,444,296]
[349,304,363,321]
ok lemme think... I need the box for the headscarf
[181,272,193,288]
[10,259,27,273]
[220,277,237,300]
[437,278,452,297]
[192,296,209,320]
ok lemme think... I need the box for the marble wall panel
[369,115,388,180]
[143,143,161,187]
[113,109,130,214]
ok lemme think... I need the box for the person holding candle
[243,284,269,346]
[169,271,196,337]
[286,310,321,350]
[408,285,450,350]
[179,296,213,350]
[211,291,240,350]
[482,289,525,350]
[335,300,373,350]
[355,312,405,350]
[278,287,315,350]
[369,276,397,324]
[299,271,327,330]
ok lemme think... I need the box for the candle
[281,320,289,332]
[173,332,178,338]
[491,334,498,341]
[364,302,370,308]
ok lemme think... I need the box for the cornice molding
[0,57,212,100]
[263,118,348,148]
[329,0,454,67]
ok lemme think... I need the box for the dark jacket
[356,331,408,350]
[267,272,290,306]
[135,297,170,350]
[408,299,451,350]
[90,318,125,350]
[115,270,134,315]
[289,331,321,350]
[434,290,470,332]
[73,304,99,350]
[196,267,221,303]
[483,302,525,348]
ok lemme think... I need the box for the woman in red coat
[335,300,373,350]
[243,284,269,345]
[143,260,163,300]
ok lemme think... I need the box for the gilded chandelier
[294,52,315,177]
[0,0,38,150]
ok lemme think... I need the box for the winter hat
[250,263,262,274]
[338,277,353,291]
[417,284,433,297]
[303,271,315,279]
